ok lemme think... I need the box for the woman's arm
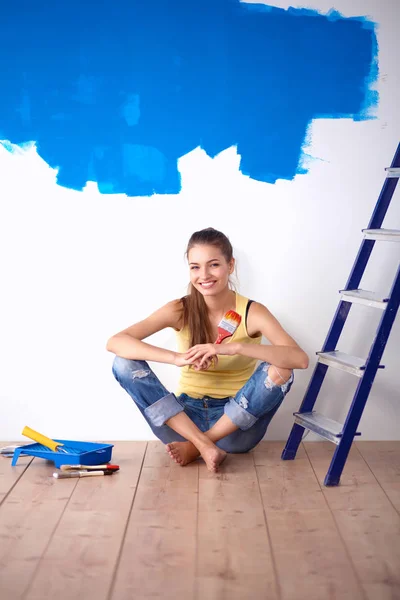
[184,302,309,370]
[231,342,307,369]
[106,300,185,365]
[237,301,309,369]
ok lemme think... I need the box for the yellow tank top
[175,292,262,399]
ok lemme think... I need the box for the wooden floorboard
[0,441,399,600]
[304,442,391,511]
[255,441,364,600]
[356,441,400,513]
[305,441,400,600]
[197,452,278,600]
[110,441,198,599]
[332,507,400,600]
[24,441,147,600]
[0,455,78,599]
[0,444,32,506]
[253,441,326,511]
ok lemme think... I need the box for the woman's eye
[190,266,199,270]
[211,263,219,267]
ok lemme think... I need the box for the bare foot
[198,442,227,473]
[166,440,227,472]
[166,441,200,466]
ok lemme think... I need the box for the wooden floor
[1,441,399,600]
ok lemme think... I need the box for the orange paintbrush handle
[215,331,229,344]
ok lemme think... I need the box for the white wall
[1,0,399,442]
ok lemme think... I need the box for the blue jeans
[112,357,294,453]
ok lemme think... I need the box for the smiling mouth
[199,281,216,288]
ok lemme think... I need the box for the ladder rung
[385,167,400,178]
[294,411,361,445]
[316,350,384,377]
[339,289,389,309]
[362,228,400,242]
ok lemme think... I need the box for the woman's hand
[175,343,239,370]
[184,343,218,368]
[173,353,196,368]
[184,342,238,368]
[173,352,212,371]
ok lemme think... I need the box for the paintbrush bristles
[215,310,241,344]
[220,310,241,333]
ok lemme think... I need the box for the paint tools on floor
[22,426,69,453]
[5,429,120,479]
[54,464,120,479]
[54,462,119,479]
[20,428,120,478]
[12,426,114,468]
[0,445,20,457]
[59,463,120,472]
[214,310,242,344]
[54,463,120,478]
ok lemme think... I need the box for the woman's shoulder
[163,298,185,331]
[246,299,271,318]
[235,291,258,311]
[142,298,184,332]
[244,299,270,337]
[166,298,184,309]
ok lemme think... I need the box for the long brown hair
[181,227,235,346]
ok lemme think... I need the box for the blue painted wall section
[0,1,377,196]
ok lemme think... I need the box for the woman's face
[188,244,234,297]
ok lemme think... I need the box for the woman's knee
[112,356,150,382]
[265,364,292,387]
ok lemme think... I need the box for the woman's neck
[204,289,236,320]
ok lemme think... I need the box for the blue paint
[122,95,141,127]
[0,1,377,196]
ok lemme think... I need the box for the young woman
[107,228,309,472]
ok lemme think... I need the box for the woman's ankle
[193,433,216,451]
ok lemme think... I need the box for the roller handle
[22,426,64,452]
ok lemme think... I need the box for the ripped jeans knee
[112,356,150,383]
[225,361,295,430]
[263,364,293,394]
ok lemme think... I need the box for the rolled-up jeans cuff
[144,393,184,427]
[224,398,258,431]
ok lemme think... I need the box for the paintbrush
[214,310,242,344]
[0,446,20,457]
[60,464,119,472]
[53,469,117,479]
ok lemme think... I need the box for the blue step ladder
[281,143,400,486]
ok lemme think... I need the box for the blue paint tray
[11,439,113,468]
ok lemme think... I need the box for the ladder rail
[344,142,400,291]
[281,361,328,459]
[282,143,400,471]
[367,142,400,228]
[312,142,400,365]
[325,262,400,485]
